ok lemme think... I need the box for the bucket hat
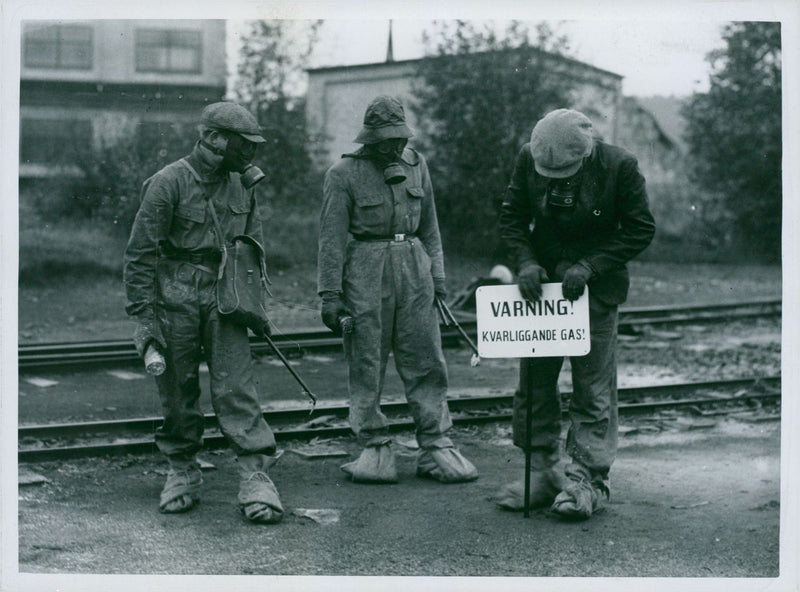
[354,96,414,144]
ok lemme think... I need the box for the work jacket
[123,143,264,320]
[317,147,445,295]
[499,140,655,305]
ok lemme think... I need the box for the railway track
[18,375,780,462]
[18,298,781,370]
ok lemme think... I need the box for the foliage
[233,20,323,210]
[27,114,194,234]
[410,21,575,255]
[681,22,782,262]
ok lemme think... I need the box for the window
[20,118,93,165]
[23,23,93,70]
[135,29,202,73]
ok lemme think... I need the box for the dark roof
[308,49,623,80]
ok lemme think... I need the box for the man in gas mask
[495,109,655,519]
[123,102,283,523]
[317,95,478,484]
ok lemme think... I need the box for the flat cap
[354,95,414,144]
[200,102,266,143]
[530,109,594,178]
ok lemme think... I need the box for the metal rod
[439,299,479,356]
[436,297,451,326]
[524,378,533,518]
[262,333,317,407]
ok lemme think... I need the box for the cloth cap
[354,95,414,144]
[200,102,266,143]
[530,109,594,178]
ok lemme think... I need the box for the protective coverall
[318,147,476,482]
[124,141,281,519]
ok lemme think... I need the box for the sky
[298,19,728,97]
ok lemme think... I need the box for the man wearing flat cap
[124,101,285,524]
[496,108,655,519]
[317,95,478,484]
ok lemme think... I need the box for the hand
[562,262,593,301]
[433,277,447,301]
[517,263,549,301]
[321,292,349,335]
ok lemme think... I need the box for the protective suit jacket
[317,147,445,294]
[499,140,655,305]
[124,144,264,353]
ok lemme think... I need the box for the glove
[517,262,549,302]
[321,291,349,335]
[562,262,593,301]
[433,277,447,301]
[132,313,167,358]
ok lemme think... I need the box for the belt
[160,247,222,266]
[352,233,416,242]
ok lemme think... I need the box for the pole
[524,373,533,518]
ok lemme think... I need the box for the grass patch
[19,220,127,286]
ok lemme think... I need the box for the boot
[237,453,284,524]
[341,438,398,483]
[416,436,478,483]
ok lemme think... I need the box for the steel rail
[18,375,780,462]
[17,299,781,370]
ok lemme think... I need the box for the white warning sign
[475,283,590,358]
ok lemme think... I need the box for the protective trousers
[512,296,618,485]
[342,238,452,447]
[152,258,276,464]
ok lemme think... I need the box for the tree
[233,20,323,206]
[682,22,782,262]
[410,21,575,256]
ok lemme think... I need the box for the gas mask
[367,138,408,185]
[202,132,265,189]
[546,170,582,209]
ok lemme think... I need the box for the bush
[28,114,195,235]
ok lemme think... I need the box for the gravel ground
[16,418,780,581]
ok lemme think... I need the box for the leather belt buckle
[393,233,405,242]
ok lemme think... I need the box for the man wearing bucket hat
[495,108,655,519]
[317,95,478,484]
[124,101,285,524]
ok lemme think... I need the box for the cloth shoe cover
[416,437,478,483]
[341,440,398,483]
[237,454,284,524]
[551,478,602,520]
[494,467,565,511]
[159,462,202,513]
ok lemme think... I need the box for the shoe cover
[494,468,564,511]
[551,478,601,520]
[417,440,478,483]
[159,465,202,513]
[237,454,284,524]
[341,443,398,483]
[238,471,284,524]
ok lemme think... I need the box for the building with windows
[305,52,624,171]
[19,20,226,178]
